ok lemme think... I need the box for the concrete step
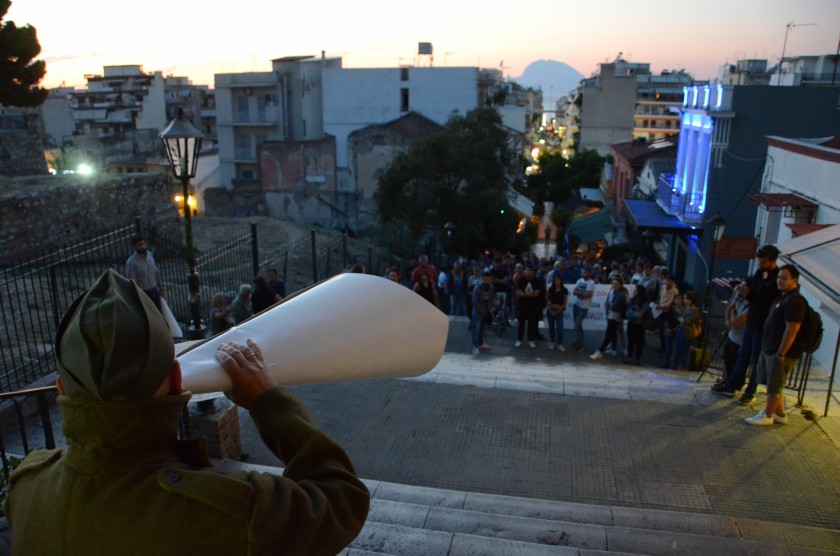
[215,460,840,555]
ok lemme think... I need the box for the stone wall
[0,173,180,262]
[0,112,49,177]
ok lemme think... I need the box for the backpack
[793,294,823,354]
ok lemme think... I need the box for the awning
[623,199,699,235]
[785,223,833,237]
[775,224,840,304]
[748,193,817,208]
[569,208,613,243]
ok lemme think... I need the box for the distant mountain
[516,60,585,112]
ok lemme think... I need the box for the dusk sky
[8,0,839,92]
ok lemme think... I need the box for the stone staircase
[215,461,840,556]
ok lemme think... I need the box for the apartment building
[564,58,691,156]
[770,54,840,87]
[213,54,520,230]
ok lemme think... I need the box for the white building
[770,54,840,87]
[215,54,509,190]
[750,134,840,381]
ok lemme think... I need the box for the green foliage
[549,205,573,228]
[375,108,521,256]
[0,0,47,107]
[524,150,606,207]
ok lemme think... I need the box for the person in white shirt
[570,266,596,351]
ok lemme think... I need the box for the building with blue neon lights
[623,84,840,293]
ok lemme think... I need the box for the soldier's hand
[215,339,278,409]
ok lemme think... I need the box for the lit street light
[160,109,205,340]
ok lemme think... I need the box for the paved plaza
[239,317,840,531]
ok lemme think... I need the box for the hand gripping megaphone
[177,273,449,394]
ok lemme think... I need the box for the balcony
[657,173,704,224]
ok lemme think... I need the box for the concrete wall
[579,65,637,155]
[323,66,478,168]
[257,138,340,226]
[136,72,167,131]
[0,173,179,262]
[349,113,443,230]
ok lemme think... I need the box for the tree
[375,108,522,256]
[523,149,605,206]
[0,0,47,107]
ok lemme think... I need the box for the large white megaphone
[177,273,449,394]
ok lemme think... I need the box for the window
[401,88,409,112]
[401,67,409,81]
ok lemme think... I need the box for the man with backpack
[745,264,809,426]
[711,245,781,404]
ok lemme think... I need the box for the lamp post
[160,110,205,340]
[697,212,727,378]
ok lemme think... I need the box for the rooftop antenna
[777,21,817,75]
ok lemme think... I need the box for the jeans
[472,309,488,347]
[626,321,644,361]
[547,311,564,345]
[722,336,741,383]
[517,308,539,341]
[450,293,465,317]
[724,326,763,392]
[143,287,162,312]
[598,319,620,352]
[496,292,510,322]
[616,320,627,354]
[573,305,588,347]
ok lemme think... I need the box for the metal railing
[1,220,401,393]
[0,385,57,483]
[657,174,704,223]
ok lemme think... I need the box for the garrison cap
[55,269,174,401]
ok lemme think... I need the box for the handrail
[0,385,58,482]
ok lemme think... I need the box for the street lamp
[160,109,205,340]
[697,212,727,378]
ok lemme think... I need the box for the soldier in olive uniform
[5,269,370,555]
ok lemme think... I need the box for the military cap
[55,269,175,401]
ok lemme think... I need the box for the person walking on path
[471,271,496,355]
[545,274,568,351]
[718,282,750,385]
[571,266,595,351]
[624,286,650,365]
[591,277,627,360]
[673,290,701,371]
[125,234,164,312]
[514,264,544,348]
[711,245,781,404]
[745,264,807,426]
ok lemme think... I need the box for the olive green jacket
[5,388,370,555]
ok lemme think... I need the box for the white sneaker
[558,344,567,352]
[745,410,774,426]
[773,413,789,425]
[528,341,536,348]
[547,343,555,350]
[590,350,603,360]
[472,347,479,356]
[514,340,523,348]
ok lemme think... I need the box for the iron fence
[0,220,401,393]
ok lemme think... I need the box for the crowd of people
[395,244,811,427]
[392,251,707,368]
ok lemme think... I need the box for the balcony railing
[657,174,704,223]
